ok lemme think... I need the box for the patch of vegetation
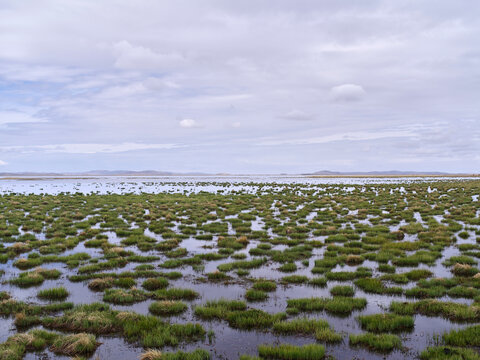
[245,289,268,301]
[420,346,480,360]
[349,333,402,352]
[257,343,325,360]
[287,297,367,315]
[37,287,69,300]
[330,285,355,297]
[356,313,414,332]
[149,301,188,316]
[390,300,480,322]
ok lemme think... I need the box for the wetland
[1,176,480,359]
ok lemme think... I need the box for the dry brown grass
[346,255,363,265]
[140,349,163,360]
[10,332,35,345]
[50,333,99,356]
[88,277,114,291]
[236,236,249,245]
[115,311,140,322]
[11,243,30,253]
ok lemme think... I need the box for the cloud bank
[0,0,479,173]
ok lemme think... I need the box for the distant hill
[0,170,477,177]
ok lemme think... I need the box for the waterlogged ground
[1,177,480,360]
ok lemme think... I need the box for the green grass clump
[271,316,342,342]
[405,286,446,298]
[273,318,329,335]
[314,328,342,343]
[419,346,480,360]
[239,356,262,360]
[88,277,114,291]
[442,325,480,346]
[140,349,211,360]
[42,303,118,334]
[443,255,477,266]
[389,299,480,322]
[14,257,42,270]
[330,285,354,297]
[308,277,327,287]
[78,259,127,274]
[380,273,409,284]
[226,309,286,330]
[43,302,205,348]
[103,288,148,304]
[114,277,136,288]
[10,268,61,288]
[451,264,479,277]
[149,301,188,316]
[245,289,268,301]
[14,313,42,329]
[206,271,231,281]
[281,275,308,284]
[287,297,367,315]
[50,333,99,356]
[194,299,247,320]
[37,287,69,300]
[357,313,414,332]
[122,314,206,348]
[0,329,59,359]
[354,278,403,295]
[142,277,169,290]
[325,267,372,281]
[378,264,396,273]
[447,286,479,299]
[278,263,297,272]
[257,343,325,360]
[252,280,277,292]
[404,269,433,280]
[154,288,199,300]
[349,333,402,352]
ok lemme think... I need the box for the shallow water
[0,175,477,195]
[1,177,479,359]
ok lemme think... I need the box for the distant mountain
[1,170,477,177]
[78,170,175,176]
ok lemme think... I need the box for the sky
[1,0,479,174]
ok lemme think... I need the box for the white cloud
[0,1,479,172]
[0,63,83,83]
[257,129,416,146]
[113,40,184,71]
[279,109,314,121]
[179,119,200,128]
[330,84,366,102]
[97,82,148,99]
[0,110,46,126]
[0,160,7,165]
[0,143,180,154]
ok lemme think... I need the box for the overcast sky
[1,0,479,173]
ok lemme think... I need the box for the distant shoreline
[307,174,480,178]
